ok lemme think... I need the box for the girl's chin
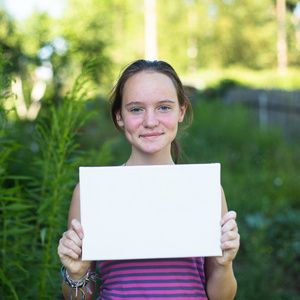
[138,145,170,156]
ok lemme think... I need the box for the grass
[181,67,300,90]
[180,99,300,299]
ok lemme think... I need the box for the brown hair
[110,59,193,163]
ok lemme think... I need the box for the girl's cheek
[124,118,142,129]
[162,115,180,126]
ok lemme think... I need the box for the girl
[57,60,240,300]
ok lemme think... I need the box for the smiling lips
[140,132,163,140]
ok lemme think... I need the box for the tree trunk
[277,0,288,74]
[145,0,157,60]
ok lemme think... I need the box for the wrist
[212,261,234,282]
[67,268,89,281]
[61,266,90,298]
[64,262,91,280]
[210,257,233,271]
[61,265,100,298]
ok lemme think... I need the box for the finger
[221,219,238,234]
[220,235,240,251]
[62,229,82,248]
[70,219,84,239]
[220,211,237,226]
[58,238,82,260]
[221,230,239,244]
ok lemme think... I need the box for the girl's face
[115,71,186,158]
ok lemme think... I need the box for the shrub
[180,99,300,298]
[0,58,114,299]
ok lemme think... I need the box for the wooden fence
[223,88,300,143]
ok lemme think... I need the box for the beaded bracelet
[61,266,100,299]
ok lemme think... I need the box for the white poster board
[79,163,222,261]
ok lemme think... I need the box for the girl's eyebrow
[124,101,142,108]
[124,99,176,108]
[158,100,176,104]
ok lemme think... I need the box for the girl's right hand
[57,219,91,279]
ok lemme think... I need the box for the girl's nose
[142,111,159,128]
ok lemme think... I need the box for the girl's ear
[178,103,187,123]
[115,110,124,127]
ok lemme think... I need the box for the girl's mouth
[140,132,162,139]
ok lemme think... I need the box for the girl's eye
[159,105,171,111]
[131,107,142,113]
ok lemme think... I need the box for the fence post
[258,91,268,127]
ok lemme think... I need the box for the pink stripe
[100,258,203,266]
[106,268,199,275]
[106,275,199,281]
[102,271,205,282]
[103,290,204,295]
[100,259,203,267]
[103,282,202,288]
[102,296,207,300]
[99,260,203,273]
[101,269,205,281]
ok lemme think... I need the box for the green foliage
[0,48,23,300]
[3,0,300,91]
[239,208,300,299]
[1,0,300,296]
[0,56,115,299]
[0,10,20,61]
[32,62,98,298]
[157,0,299,72]
[1,47,300,298]
[180,99,300,298]
[192,67,300,90]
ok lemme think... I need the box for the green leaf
[0,268,19,300]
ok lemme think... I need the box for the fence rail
[224,88,300,143]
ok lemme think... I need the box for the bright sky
[1,0,65,20]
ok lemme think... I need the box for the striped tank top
[97,257,207,299]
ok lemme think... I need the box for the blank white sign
[79,163,222,261]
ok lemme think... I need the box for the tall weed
[0,49,27,300]
[0,56,114,298]
[29,62,98,299]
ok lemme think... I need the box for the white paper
[79,163,222,261]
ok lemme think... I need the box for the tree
[277,0,288,74]
[145,0,158,60]
[157,0,279,71]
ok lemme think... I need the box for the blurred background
[0,0,299,299]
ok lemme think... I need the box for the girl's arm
[58,184,96,300]
[205,188,240,300]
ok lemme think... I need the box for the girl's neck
[125,150,175,166]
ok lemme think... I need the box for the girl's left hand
[215,211,240,266]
